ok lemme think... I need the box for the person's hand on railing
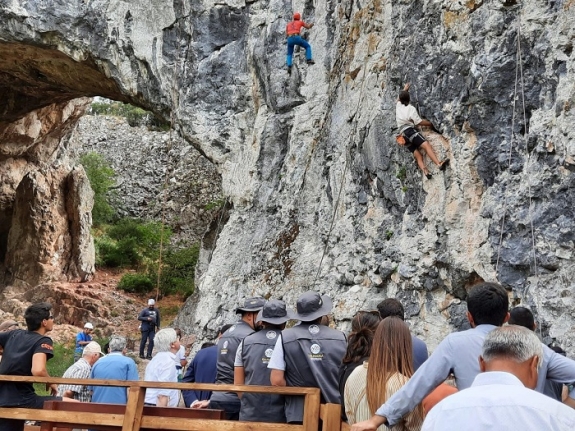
[190,400,210,409]
[46,383,58,396]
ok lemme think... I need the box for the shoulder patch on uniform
[308,324,320,335]
[266,331,277,339]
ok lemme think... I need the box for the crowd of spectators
[1,282,575,431]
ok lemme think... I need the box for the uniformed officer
[234,299,295,423]
[268,291,347,424]
[197,297,265,420]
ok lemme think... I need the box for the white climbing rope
[494,9,540,333]
[312,27,375,284]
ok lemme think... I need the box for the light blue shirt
[422,371,575,430]
[376,324,575,425]
[90,352,139,404]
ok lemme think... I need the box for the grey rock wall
[69,115,222,245]
[1,1,574,354]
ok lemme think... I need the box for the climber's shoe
[439,159,450,171]
[287,66,292,74]
[424,171,432,180]
[307,59,315,65]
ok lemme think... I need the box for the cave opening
[0,41,223,291]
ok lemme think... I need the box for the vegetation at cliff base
[80,153,198,299]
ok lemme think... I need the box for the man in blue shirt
[90,335,139,404]
[182,324,232,407]
[352,282,575,431]
[74,322,93,362]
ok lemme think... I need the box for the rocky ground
[0,269,189,352]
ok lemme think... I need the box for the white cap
[84,322,94,329]
[148,299,155,305]
[83,341,104,356]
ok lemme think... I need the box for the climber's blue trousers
[286,35,312,67]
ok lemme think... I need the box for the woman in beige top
[345,317,424,431]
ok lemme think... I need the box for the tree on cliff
[80,152,116,225]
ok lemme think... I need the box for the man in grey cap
[269,291,347,424]
[234,299,295,423]
[195,297,265,420]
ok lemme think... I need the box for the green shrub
[80,152,116,226]
[108,219,171,262]
[396,166,407,181]
[204,198,225,211]
[89,101,168,129]
[117,273,155,294]
[95,218,172,268]
[156,244,199,297]
[94,234,139,267]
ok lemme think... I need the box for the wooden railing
[0,376,349,431]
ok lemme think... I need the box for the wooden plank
[143,407,224,419]
[122,386,145,431]
[0,376,319,395]
[0,408,123,426]
[319,404,341,431]
[139,418,302,431]
[302,390,321,431]
[42,401,224,420]
[341,422,351,431]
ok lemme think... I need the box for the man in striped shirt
[58,342,103,402]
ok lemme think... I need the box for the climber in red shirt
[286,12,314,73]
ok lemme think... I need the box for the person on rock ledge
[396,83,449,180]
[286,12,315,74]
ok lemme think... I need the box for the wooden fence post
[122,386,145,431]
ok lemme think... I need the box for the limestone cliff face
[0,98,95,288]
[69,115,222,245]
[1,1,575,352]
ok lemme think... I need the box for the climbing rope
[155,112,176,302]
[155,23,185,301]
[494,10,540,333]
[312,22,377,284]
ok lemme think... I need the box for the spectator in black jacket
[138,299,161,359]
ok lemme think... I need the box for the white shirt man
[144,328,181,407]
[422,326,575,431]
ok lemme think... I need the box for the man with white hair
[144,328,180,407]
[422,325,575,430]
[58,341,103,402]
[90,335,139,404]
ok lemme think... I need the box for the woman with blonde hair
[345,317,424,430]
